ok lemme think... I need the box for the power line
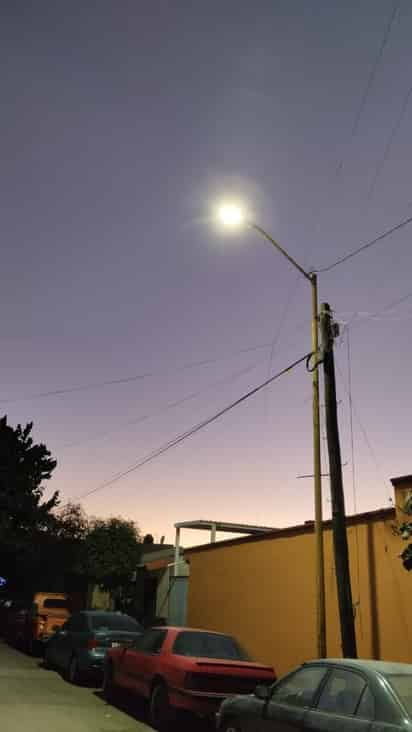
[309,0,400,244]
[266,273,301,380]
[0,341,274,404]
[367,81,412,201]
[315,212,412,274]
[264,272,302,421]
[335,287,412,327]
[59,358,264,451]
[335,0,401,176]
[335,359,387,496]
[77,351,311,501]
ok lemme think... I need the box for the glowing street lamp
[217,203,245,228]
[217,201,326,658]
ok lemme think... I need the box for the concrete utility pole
[320,302,357,658]
[251,228,326,658]
[217,205,326,658]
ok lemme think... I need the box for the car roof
[81,610,132,615]
[151,626,232,635]
[305,658,412,676]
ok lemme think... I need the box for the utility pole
[218,211,327,658]
[311,274,326,658]
[320,302,357,658]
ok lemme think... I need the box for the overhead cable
[315,213,412,274]
[77,350,312,500]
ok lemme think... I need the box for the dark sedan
[217,658,412,731]
[44,610,142,684]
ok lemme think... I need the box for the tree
[43,503,90,588]
[0,418,59,591]
[52,502,89,542]
[0,417,59,541]
[83,517,141,593]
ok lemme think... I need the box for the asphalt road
[0,638,153,732]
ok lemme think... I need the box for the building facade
[185,477,412,676]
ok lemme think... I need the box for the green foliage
[0,417,59,591]
[0,417,58,541]
[52,502,89,542]
[83,517,141,592]
[397,522,412,571]
[0,417,146,597]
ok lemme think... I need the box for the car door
[254,665,328,731]
[53,615,83,669]
[66,613,89,661]
[49,620,71,668]
[120,629,167,697]
[305,668,373,732]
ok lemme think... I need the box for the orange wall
[187,511,412,676]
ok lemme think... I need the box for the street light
[217,203,245,227]
[218,204,326,658]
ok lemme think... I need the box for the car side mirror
[254,684,270,701]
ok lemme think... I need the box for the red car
[103,626,275,728]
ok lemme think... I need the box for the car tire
[102,662,117,702]
[43,647,54,670]
[149,682,175,730]
[67,654,82,685]
[27,637,39,657]
[221,723,242,732]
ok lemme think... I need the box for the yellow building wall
[187,513,411,677]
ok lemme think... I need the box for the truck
[5,592,72,655]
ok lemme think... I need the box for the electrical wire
[76,351,311,501]
[0,342,275,404]
[0,323,311,405]
[263,272,302,422]
[315,213,412,274]
[335,360,387,496]
[59,358,265,451]
[335,287,412,328]
[367,80,412,201]
[335,0,401,176]
[266,273,302,381]
[309,0,400,245]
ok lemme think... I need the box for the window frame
[88,612,141,633]
[268,664,329,709]
[132,628,167,655]
[171,630,250,660]
[355,683,375,720]
[315,667,370,718]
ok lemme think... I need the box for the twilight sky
[2,1,412,545]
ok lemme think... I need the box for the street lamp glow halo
[217,203,246,228]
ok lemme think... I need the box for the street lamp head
[217,203,245,228]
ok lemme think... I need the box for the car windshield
[43,599,69,609]
[89,613,141,632]
[387,675,412,717]
[173,631,251,661]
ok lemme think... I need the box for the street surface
[0,638,153,732]
[0,639,213,732]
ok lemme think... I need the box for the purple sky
[2,1,412,544]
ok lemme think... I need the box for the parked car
[0,597,15,630]
[103,626,276,728]
[217,657,412,731]
[5,592,70,654]
[44,610,143,684]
